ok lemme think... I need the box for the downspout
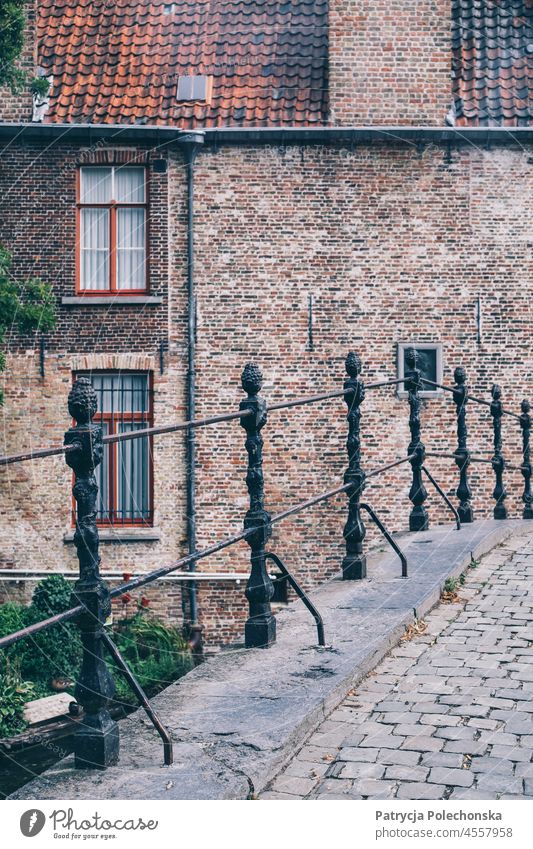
[178,131,204,638]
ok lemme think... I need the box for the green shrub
[0,577,193,734]
[111,615,193,705]
[0,1,25,90]
[0,245,56,404]
[30,574,72,617]
[0,601,29,642]
[21,576,82,685]
[0,601,33,676]
[0,657,35,738]
[0,577,81,690]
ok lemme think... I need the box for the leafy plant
[0,657,35,738]
[22,576,82,684]
[0,246,56,404]
[111,614,193,705]
[443,577,458,594]
[0,1,25,91]
[0,601,28,644]
[30,574,72,618]
[29,76,50,99]
[0,577,81,692]
[0,577,193,736]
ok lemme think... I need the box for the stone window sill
[61,296,163,306]
[64,527,161,543]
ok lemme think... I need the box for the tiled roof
[452,0,533,126]
[37,0,328,127]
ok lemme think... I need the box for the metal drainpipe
[178,131,205,630]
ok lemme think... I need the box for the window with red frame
[77,166,148,293]
[75,372,153,526]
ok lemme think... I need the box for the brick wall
[329,0,453,125]
[1,139,532,648]
[182,141,532,603]
[0,143,170,352]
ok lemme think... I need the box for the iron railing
[0,347,531,771]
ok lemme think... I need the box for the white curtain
[88,374,149,522]
[80,167,112,203]
[80,208,109,290]
[117,207,146,290]
[95,421,110,522]
[115,167,145,203]
[117,422,149,521]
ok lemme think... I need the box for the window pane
[117,423,149,522]
[80,208,109,290]
[95,421,110,522]
[80,167,112,203]
[115,167,145,203]
[89,373,148,413]
[132,374,149,413]
[77,373,151,524]
[116,207,146,289]
[90,374,115,414]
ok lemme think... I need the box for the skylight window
[176,75,213,103]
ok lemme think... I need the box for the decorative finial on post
[342,352,367,579]
[490,383,507,519]
[452,366,474,523]
[405,347,429,531]
[64,377,119,768]
[520,399,533,520]
[240,363,276,648]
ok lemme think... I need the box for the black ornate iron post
[240,363,276,648]
[452,366,474,523]
[64,377,119,768]
[490,383,507,519]
[405,347,429,531]
[520,399,533,520]
[342,352,367,580]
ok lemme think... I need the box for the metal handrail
[265,552,325,646]
[0,377,406,467]
[359,503,408,578]
[0,454,413,651]
[102,631,173,766]
[421,466,461,530]
[426,450,523,471]
[420,378,521,420]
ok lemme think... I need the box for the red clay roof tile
[37,0,328,127]
[452,1,533,126]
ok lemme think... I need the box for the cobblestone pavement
[261,529,533,800]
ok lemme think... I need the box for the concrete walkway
[10,520,522,800]
[262,527,533,800]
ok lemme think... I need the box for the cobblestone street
[262,529,533,800]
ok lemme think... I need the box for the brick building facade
[0,1,532,647]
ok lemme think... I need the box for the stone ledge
[11,520,520,801]
[61,296,163,306]
[63,528,161,543]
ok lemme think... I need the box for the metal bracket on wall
[159,339,168,375]
[39,336,46,379]
[265,551,325,646]
[476,296,483,345]
[306,293,314,352]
